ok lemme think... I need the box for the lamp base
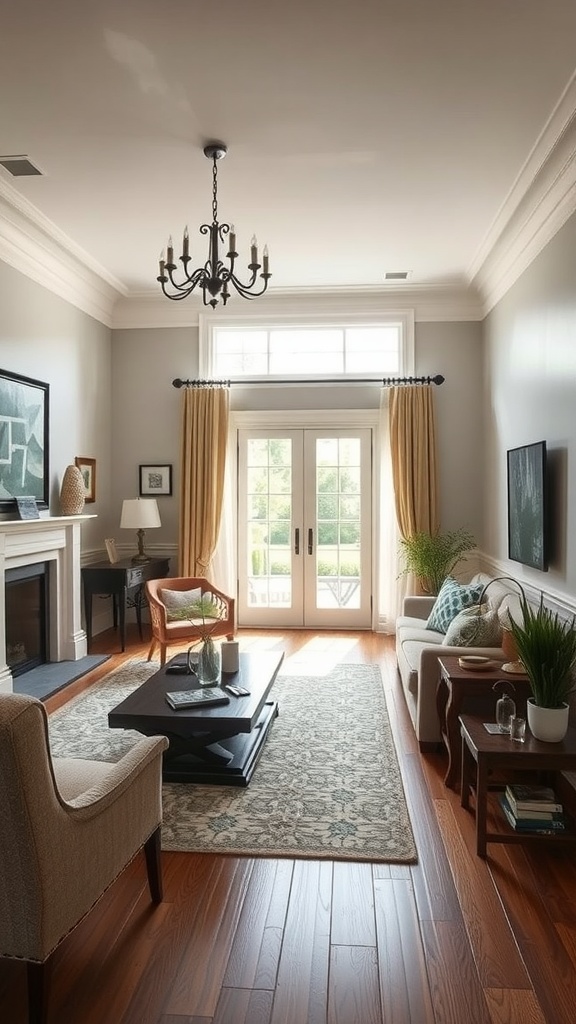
[131,552,151,564]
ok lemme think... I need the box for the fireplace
[6,562,49,676]
[0,515,91,692]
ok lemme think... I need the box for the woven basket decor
[60,465,85,515]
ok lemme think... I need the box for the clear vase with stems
[196,635,221,686]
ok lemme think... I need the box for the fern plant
[507,594,576,708]
[398,528,476,595]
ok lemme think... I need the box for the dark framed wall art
[0,368,49,511]
[75,456,96,502]
[139,464,172,497]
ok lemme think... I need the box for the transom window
[200,312,413,381]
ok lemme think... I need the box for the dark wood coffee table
[108,651,284,786]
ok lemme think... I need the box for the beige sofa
[395,572,520,750]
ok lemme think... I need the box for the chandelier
[157,142,271,309]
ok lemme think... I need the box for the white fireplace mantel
[0,514,96,693]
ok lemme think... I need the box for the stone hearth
[0,515,93,693]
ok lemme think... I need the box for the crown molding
[0,178,124,327]
[472,74,576,314]
[111,284,484,329]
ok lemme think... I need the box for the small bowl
[458,655,496,671]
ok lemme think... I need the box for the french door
[237,428,372,628]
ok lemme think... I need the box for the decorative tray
[458,655,497,671]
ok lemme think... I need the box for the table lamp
[120,498,161,563]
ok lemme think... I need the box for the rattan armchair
[146,576,236,666]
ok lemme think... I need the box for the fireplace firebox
[6,562,49,676]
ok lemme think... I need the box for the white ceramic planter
[526,698,570,743]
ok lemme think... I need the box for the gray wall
[483,210,576,601]
[111,318,486,556]
[0,261,111,555]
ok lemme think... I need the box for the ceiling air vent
[0,155,43,176]
[384,271,409,281]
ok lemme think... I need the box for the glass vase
[196,637,220,686]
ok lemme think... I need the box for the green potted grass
[507,594,576,742]
[398,527,476,595]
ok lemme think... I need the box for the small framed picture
[105,538,119,564]
[139,464,172,497]
[75,456,96,503]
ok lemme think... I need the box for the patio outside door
[237,428,372,628]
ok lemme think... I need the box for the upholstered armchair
[0,693,168,1024]
[146,576,236,666]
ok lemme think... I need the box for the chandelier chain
[212,156,218,224]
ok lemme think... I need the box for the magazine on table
[165,688,230,710]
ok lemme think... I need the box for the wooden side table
[459,713,576,857]
[437,656,530,790]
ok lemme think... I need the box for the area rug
[47,658,417,863]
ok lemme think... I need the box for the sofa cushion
[443,603,503,647]
[426,577,484,633]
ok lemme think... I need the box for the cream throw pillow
[442,603,503,647]
[159,587,202,621]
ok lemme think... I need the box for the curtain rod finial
[172,378,184,388]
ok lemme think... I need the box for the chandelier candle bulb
[251,235,258,265]
[263,245,269,275]
[159,252,165,277]
[229,224,236,254]
[183,226,189,258]
[167,236,174,265]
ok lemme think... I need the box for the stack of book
[499,783,567,833]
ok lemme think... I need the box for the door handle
[308,528,313,555]
[295,528,300,555]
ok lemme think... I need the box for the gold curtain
[389,384,439,539]
[179,386,229,576]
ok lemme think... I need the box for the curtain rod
[172,374,445,388]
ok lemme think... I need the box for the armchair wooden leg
[27,958,51,1024]
[146,638,157,662]
[144,826,163,904]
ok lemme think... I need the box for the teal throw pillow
[426,577,484,634]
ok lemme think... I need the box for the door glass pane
[246,438,292,608]
[315,437,361,609]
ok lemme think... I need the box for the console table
[82,557,170,652]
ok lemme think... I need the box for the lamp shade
[120,498,161,530]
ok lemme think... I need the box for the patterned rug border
[48,657,418,864]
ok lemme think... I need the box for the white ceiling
[1,0,576,320]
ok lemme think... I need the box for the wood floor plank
[213,987,274,1024]
[421,919,494,1024]
[328,945,381,1024]
[483,987,547,1024]
[434,797,532,989]
[373,877,435,1024]
[223,858,294,990]
[331,861,376,946]
[270,860,332,1024]
[163,857,254,1018]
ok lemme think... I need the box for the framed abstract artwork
[139,464,173,496]
[0,368,49,511]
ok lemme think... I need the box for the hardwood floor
[3,627,576,1023]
